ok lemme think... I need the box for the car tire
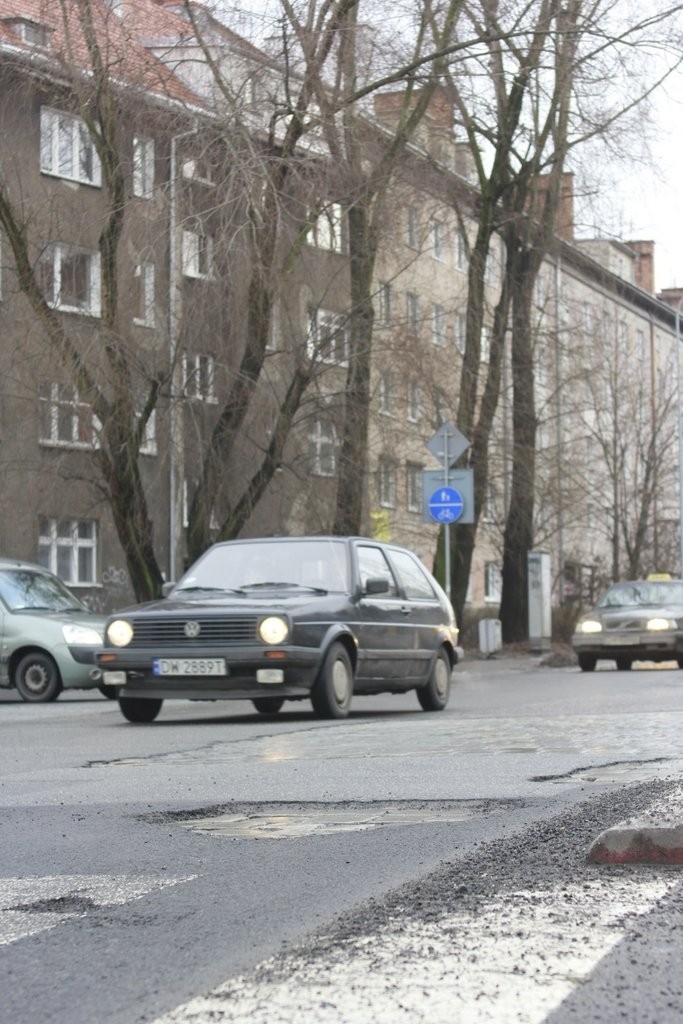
[417,647,452,711]
[677,658,683,669]
[98,684,119,700]
[578,653,597,672]
[15,652,62,702]
[615,657,632,671]
[311,641,353,719]
[252,697,285,714]
[118,696,163,723]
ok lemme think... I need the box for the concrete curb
[588,789,683,864]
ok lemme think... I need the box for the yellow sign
[370,509,391,541]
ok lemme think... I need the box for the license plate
[153,658,227,677]
[603,635,639,646]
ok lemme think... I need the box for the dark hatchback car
[98,536,461,722]
[571,578,683,671]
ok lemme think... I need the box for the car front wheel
[578,653,597,672]
[615,657,632,671]
[311,641,353,719]
[15,652,62,702]
[118,696,163,723]
[417,647,452,711]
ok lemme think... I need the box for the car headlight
[576,619,602,634]
[62,623,104,646]
[646,617,675,631]
[258,616,289,645]
[107,619,134,647]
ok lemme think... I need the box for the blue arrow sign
[428,486,464,523]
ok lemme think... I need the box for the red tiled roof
[0,0,206,108]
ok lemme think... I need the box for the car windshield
[174,539,350,594]
[0,568,85,612]
[598,581,683,608]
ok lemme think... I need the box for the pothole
[151,799,520,840]
[531,757,673,785]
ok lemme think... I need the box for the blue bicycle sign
[428,487,465,523]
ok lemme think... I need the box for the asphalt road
[2,655,683,1023]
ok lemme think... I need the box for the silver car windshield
[598,581,683,608]
[0,569,84,612]
[174,540,351,594]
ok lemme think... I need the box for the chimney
[628,240,655,294]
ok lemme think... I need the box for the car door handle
[400,606,412,616]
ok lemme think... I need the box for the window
[137,408,157,456]
[378,372,395,416]
[182,157,215,185]
[182,228,213,279]
[456,313,467,355]
[311,204,343,253]
[38,518,97,585]
[455,230,468,271]
[133,137,155,198]
[405,463,423,513]
[358,545,397,594]
[391,548,436,599]
[183,353,216,402]
[636,328,646,362]
[39,383,98,448]
[104,0,124,14]
[431,220,445,261]
[582,302,594,336]
[481,325,491,363]
[406,206,419,249]
[7,18,52,46]
[132,261,155,326]
[40,108,101,187]
[406,291,420,332]
[378,281,393,324]
[431,304,446,346]
[308,308,349,366]
[378,459,397,508]
[407,380,421,422]
[39,244,101,315]
[308,419,337,476]
[485,561,502,603]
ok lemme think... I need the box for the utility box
[528,550,552,653]
[478,618,502,656]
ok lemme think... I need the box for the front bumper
[97,644,323,700]
[572,630,683,662]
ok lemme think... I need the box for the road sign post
[425,423,472,601]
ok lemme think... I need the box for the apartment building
[0,0,678,619]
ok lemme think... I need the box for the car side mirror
[364,577,390,595]
[161,581,176,597]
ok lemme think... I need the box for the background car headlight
[576,619,602,634]
[62,623,104,646]
[258,616,288,644]
[107,619,134,647]
[646,617,675,631]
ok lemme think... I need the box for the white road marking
[153,876,675,1023]
[0,874,195,946]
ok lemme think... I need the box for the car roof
[0,558,53,573]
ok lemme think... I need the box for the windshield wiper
[240,581,327,594]
[173,586,246,595]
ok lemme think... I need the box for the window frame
[39,243,101,316]
[308,418,337,477]
[133,137,155,199]
[40,107,101,187]
[38,517,97,586]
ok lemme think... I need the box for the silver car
[571,578,683,672]
[0,560,106,701]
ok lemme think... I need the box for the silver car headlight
[107,619,134,647]
[576,619,602,634]
[258,616,289,645]
[62,623,104,646]
[646,617,675,631]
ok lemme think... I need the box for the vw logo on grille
[184,621,201,638]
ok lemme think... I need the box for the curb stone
[588,788,683,864]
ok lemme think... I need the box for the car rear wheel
[615,657,632,671]
[118,696,163,723]
[677,658,683,669]
[578,653,597,672]
[15,652,62,702]
[311,641,353,719]
[417,647,452,711]
[252,697,285,714]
